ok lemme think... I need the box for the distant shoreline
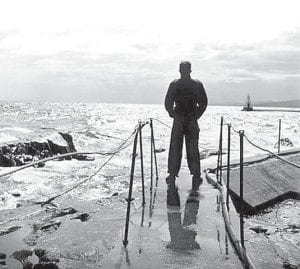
[211,99,300,109]
[252,108,300,112]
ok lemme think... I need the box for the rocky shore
[0,132,89,168]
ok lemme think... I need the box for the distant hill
[255,99,300,108]
[211,99,300,108]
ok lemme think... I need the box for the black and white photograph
[0,0,299,268]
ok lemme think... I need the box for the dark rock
[0,225,21,236]
[283,261,298,269]
[75,154,95,161]
[37,162,45,168]
[0,260,6,265]
[0,132,79,167]
[14,155,25,166]
[154,148,166,153]
[10,249,33,262]
[24,155,33,162]
[112,192,119,197]
[40,220,61,231]
[33,263,59,269]
[47,133,76,157]
[33,220,61,232]
[1,145,12,154]
[40,150,50,158]
[14,143,26,155]
[249,226,268,234]
[34,249,46,259]
[12,192,21,197]
[0,253,6,259]
[58,132,76,152]
[274,138,294,149]
[51,207,77,218]
[0,154,16,167]
[34,249,59,263]
[71,213,90,222]
[23,261,33,269]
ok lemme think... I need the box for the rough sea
[0,102,299,210]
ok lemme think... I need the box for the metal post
[239,130,245,247]
[123,131,139,246]
[150,119,153,193]
[225,234,229,258]
[140,205,145,227]
[240,212,245,248]
[278,119,281,154]
[149,119,154,226]
[226,124,231,209]
[139,122,145,205]
[239,130,244,203]
[217,117,223,184]
[150,119,159,187]
[217,117,223,182]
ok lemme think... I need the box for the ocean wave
[0,132,19,144]
[0,127,32,134]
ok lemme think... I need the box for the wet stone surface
[246,199,300,268]
[0,197,127,268]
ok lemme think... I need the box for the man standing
[164,61,208,190]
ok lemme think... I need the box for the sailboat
[242,94,254,111]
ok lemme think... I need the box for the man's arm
[164,81,176,118]
[195,82,208,119]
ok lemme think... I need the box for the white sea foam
[0,127,32,134]
[0,132,19,144]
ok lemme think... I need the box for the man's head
[179,61,191,79]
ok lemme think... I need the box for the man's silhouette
[165,61,207,190]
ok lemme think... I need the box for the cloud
[0,29,20,41]
[0,23,299,103]
[205,29,300,82]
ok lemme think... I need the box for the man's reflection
[166,188,200,251]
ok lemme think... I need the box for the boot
[192,175,203,191]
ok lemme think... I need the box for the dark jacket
[164,78,208,119]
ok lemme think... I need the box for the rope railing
[37,126,140,206]
[123,118,158,246]
[218,118,300,169]
[243,134,300,169]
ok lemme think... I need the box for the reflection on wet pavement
[167,188,200,251]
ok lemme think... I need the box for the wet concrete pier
[102,168,243,269]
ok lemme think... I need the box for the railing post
[123,131,139,246]
[239,130,245,247]
[217,116,224,184]
[226,124,231,209]
[278,119,281,154]
[150,119,153,193]
[150,119,159,187]
[139,121,145,205]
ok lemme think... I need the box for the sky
[0,0,299,104]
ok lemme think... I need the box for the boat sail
[242,94,254,111]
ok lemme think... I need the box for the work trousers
[168,115,201,177]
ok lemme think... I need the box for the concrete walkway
[102,168,243,269]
